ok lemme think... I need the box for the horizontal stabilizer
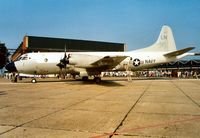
[164,47,195,57]
[194,53,200,56]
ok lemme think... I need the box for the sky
[0,0,200,58]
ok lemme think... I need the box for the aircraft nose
[5,62,17,72]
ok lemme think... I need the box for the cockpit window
[21,56,28,60]
[17,55,29,61]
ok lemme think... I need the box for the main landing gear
[81,76,101,84]
[93,77,101,84]
[82,76,89,81]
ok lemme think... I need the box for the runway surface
[0,77,200,138]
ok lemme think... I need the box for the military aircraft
[5,26,198,83]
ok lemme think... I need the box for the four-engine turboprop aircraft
[5,26,198,83]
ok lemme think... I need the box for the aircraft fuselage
[13,51,176,75]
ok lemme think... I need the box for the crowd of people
[102,70,200,79]
[2,69,200,80]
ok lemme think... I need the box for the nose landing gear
[31,78,37,83]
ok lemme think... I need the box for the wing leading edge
[91,55,128,70]
[84,55,128,76]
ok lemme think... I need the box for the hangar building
[12,36,126,61]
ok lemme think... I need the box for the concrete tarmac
[0,77,200,138]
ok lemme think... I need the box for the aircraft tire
[94,77,101,84]
[82,76,89,81]
[31,78,37,83]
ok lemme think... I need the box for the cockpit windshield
[21,56,28,60]
[16,54,30,61]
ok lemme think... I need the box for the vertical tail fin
[136,26,177,52]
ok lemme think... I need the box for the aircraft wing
[91,55,128,70]
[164,47,195,57]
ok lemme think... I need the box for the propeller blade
[56,44,70,79]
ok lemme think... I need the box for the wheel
[82,76,89,81]
[31,78,37,83]
[94,77,101,84]
[72,74,76,79]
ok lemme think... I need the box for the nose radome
[5,62,17,72]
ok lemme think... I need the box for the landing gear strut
[12,76,17,83]
[11,73,17,83]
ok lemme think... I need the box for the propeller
[56,45,70,79]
